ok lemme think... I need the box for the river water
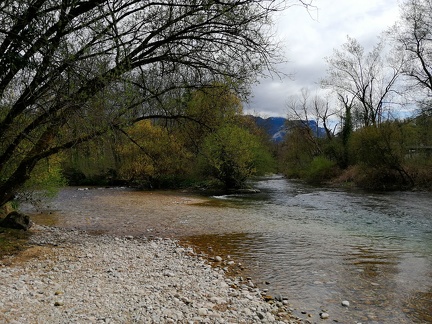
[27,176,432,323]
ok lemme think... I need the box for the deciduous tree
[322,36,403,127]
[389,0,432,98]
[199,124,274,188]
[0,0,311,206]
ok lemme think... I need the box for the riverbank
[0,225,303,323]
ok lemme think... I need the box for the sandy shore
[0,225,303,323]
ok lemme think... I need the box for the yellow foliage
[117,120,191,181]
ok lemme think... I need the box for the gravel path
[0,226,303,323]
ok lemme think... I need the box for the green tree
[199,125,275,188]
[349,122,414,189]
[180,83,244,154]
[18,155,66,205]
[278,122,325,179]
[0,0,311,207]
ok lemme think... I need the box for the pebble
[320,312,330,319]
[198,308,208,316]
[342,300,350,307]
[0,225,303,324]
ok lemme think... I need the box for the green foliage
[278,117,432,189]
[304,156,338,184]
[181,83,244,154]
[60,84,275,190]
[349,123,405,169]
[320,138,347,168]
[402,112,432,189]
[348,122,415,189]
[278,126,337,184]
[61,167,88,186]
[0,1,290,207]
[199,125,275,188]
[278,127,316,178]
[18,156,66,205]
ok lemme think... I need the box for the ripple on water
[23,182,432,324]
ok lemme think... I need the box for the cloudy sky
[245,0,401,117]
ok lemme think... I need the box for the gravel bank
[0,226,303,323]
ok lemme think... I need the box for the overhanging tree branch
[0,0,311,207]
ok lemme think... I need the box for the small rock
[320,312,329,319]
[0,211,32,230]
[54,301,64,306]
[163,271,175,277]
[274,294,283,302]
[263,295,273,302]
[181,297,191,305]
[214,256,222,262]
[242,308,253,316]
[198,308,208,316]
[342,300,350,307]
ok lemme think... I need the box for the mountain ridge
[250,116,326,142]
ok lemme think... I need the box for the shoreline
[0,225,303,323]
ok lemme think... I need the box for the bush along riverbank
[0,225,304,323]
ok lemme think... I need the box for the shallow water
[26,177,432,323]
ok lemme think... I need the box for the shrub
[349,123,414,189]
[199,125,275,188]
[304,156,338,184]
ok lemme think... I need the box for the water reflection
[184,232,258,256]
[347,245,400,279]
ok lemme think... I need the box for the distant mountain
[251,116,326,142]
[253,116,287,142]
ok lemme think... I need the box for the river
[26,176,432,323]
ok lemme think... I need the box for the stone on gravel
[320,312,330,319]
[0,225,303,323]
[0,211,32,230]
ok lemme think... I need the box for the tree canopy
[0,0,310,207]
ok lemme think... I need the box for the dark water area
[25,177,432,323]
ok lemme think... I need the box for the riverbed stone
[0,211,32,230]
[0,225,303,324]
[198,308,208,316]
[320,312,330,319]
